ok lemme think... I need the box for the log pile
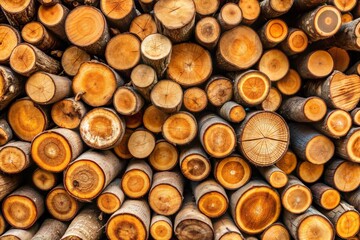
[0,0,359,239]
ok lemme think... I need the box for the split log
[289,123,334,164]
[26,72,71,105]
[0,119,12,146]
[10,43,61,77]
[46,184,81,221]
[131,64,157,101]
[21,22,60,51]
[304,71,360,111]
[100,0,137,32]
[0,66,23,111]
[183,87,208,113]
[0,225,39,240]
[73,61,124,107]
[8,98,50,142]
[0,0,36,26]
[279,28,308,55]
[260,223,290,240]
[233,70,270,107]
[31,128,83,172]
[258,87,282,112]
[38,4,69,40]
[65,6,110,55]
[105,33,141,74]
[214,154,251,190]
[279,96,327,122]
[213,214,244,240]
[237,111,290,166]
[217,3,242,31]
[311,183,341,210]
[328,47,350,72]
[230,180,281,234]
[51,98,87,129]
[313,109,352,138]
[3,186,44,229]
[129,14,157,40]
[167,43,212,87]
[260,0,294,19]
[238,0,260,25]
[61,205,105,240]
[32,168,58,191]
[106,200,150,240]
[344,190,360,212]
[296,160,324,183]
[194,0,219,18]
[321,201,360,239]
[127,128,155,158]
[195,17,221,50]
[258,49,289,82]
[141,33,172,78]
[199,114,236,158]
[149,140,178,171]
[324,159,360,192]
[193,179,228,218]
[219,101,246,123]
[64,150,125,201]
[150,215,173,240]
[149,171,184,216]
[162,111,197,145]
[179,145,211,181]
[275,150,297,174]
[0,174,21,201]
[61,46,90,77]
[143,105,168,133]
[334,127,360,163]
[174,196,214,240]
[276,69,302,96]
[113,129,133,160]
[0,141,31,174]
[0,24,21,63]
[150,80,183,113]
[79,108,126,150]
[121,159,153,199]
[258,19,288,49]
[298,5,342,41]
[113,86,144,116]
[154,0,196,43]
[206,76,233,107]
[97,178,124,214]
[279,175,312,214]
[283,207,335,240]
[31,220,66,240]
[332,18,360,51]
[258,165,288,188]
[216,26,262,71]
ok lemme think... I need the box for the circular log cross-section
[260,0,294,19]
[237,111,290,166]
[206,76,233,107]
[219,101,246,123]
[334,127,360,163]
[258,165,288,189]
[131,64,157,101]
[324,159,360,192]
[280,28,308,56]
[100,0,136,32]
[179,146,211,182]
[150,215,173,240]
[328,46,350,72]
[231,180,281,235]
[297,50,334,79]
[0,141,31,174]
[276,69,302,96]
[113,129,133,160]
[314,109,352,138]
[259,87,282,112]
[21,21,59,51]
[217,26,262,71]
[46,185,80,221]
[311,183,341,210]
[150,80,183,113]
[80,108,125,150]
[65,6,109,55]
[97,178,124,214]
[194,0,219,17]
[217,3,242,31]
[113,86,144,116]
[214,154,251,190]
[259,19,288,49]
[238,0,260,25]
[162,111,197,145]
[183,87,208,113]
[1,0,36,27]
[32,168,58,191]
[233,70,271,107]
[61,46,91,77]
[149,140,178,171]
[275,150,297,174]
[296,160,324,184]
[130,14,157,41]
[195,17,221,50]
[127,129,156,159]
[38,3,69,40]
[143,105,169,133]
[167,43,212,87]
[0,24,21,63]
[51,98,87,130]
[261,223,290,240]
[258,49,289,82]
[31,128,83,172]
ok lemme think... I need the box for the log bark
[334,127,360,163]
[127,128,156,158]
[179,145,211,182]
[296,160,324,183]
[183,87,208,113]
[1,0,36,27]
[260,0,294,19]
[154,0,196,43]
[311,183,341,210]
[0,141,31,174]
[64,150,125,201]
[21,21,60,51]
[0,173,21,201]
[332,18,360,50]
[288,123,334,164]
[293,0,326,11]
[0,24,21,63]
[149,139,178,171]
[32,219,68,240]
[276,69,302,96]
[324,159,360,192]
[150,80,183,113]
[129,14,157,40]
[32,168,58,191]
[206,76,233,107]
[313,109,352,138]
[106,200,150,240]
[258,19,288,49]
[51,98,87,130]
[38,4,69,41]
[0,66,23,111]
[100,0,137,32]
[258,165,288,189]
[113,86,144,116]
[213,214,244,240]
[2,186,44,229]
[121,159,153,199]
[162,111,197,145]
[237,111,290,166]
[217,3,242,31]
[131,64,157,101]
[79,108,126,150]
[142,105,169,134]
[230,180,281,234]
[341,12,353,23]
[149,171,184,216]
[0,119,12,146]
[61,46,90,77]
[10,43,61,77]
[275,150,297,174]
[0,225,39,240]
[219,101,246,123]
[150,215,173,240]
[97,178,124,214]
[344,190,360,212]
[195,17,221,50]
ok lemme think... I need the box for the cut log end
[46,186,79,221]
[150,80,183,113]
[194,0,219,17]
[195,17,220,49]
[32,168,57,191]
[3,195,38,229]
[297,161,324,183]
[276,69,301,96]
[143,105,169,133]
[258,49,289,82]
[275,150,297,174]
[238,0,260,25]
[0,144,29,174]
[218,3,242,30]
[336,210,360,239]
[97,193,121,214]
[183,87,208,113]
[180,148,211,181]
[260,87,282,112]
[261,223,290,240]
[130,14,157,41]
[321,189,341,210]
[328,47,350,72]
[162,112,197,145]
[0,24,20,63]
[150,216,172,240]
[306,135,335,164]
[303,97,327,122]
[51,98,87,129]
[128,129,155,159]
[10,44,36,75]
[122,169,151,199]
[297,214,334,240]
[149,140,178,171]
[61,46,91,77]
[282,182,312,214]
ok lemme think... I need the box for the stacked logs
[0,0,359,239]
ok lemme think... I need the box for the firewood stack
[0,0,359,239]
